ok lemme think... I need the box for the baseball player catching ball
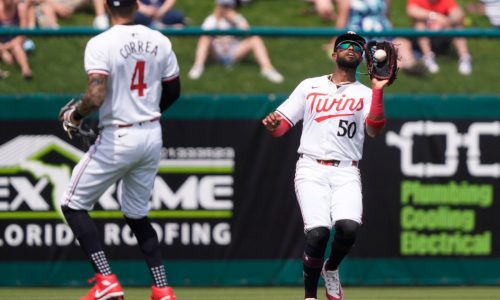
[262,31,390,300]
[58,0,180,299]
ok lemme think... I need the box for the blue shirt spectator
[134,0,185,28]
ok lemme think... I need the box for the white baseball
[374,49,387,61]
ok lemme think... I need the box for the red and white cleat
[150,285,176,300]
[321,261,343,300]
[80,273,124,300]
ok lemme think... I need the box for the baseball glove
[365,41,399,85]
[59,98,97,147]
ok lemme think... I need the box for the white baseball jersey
[62,24,179,217]
[85,24,180,127]
[277,75,372,161]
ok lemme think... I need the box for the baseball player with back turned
[58,0,180,299]
[262,31,389,300]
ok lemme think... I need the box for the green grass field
[1,286,500,300]
[0,0,498,94]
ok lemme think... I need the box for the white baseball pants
[294,154,363,232]
[61,121,162,219]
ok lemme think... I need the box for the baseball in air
[374,49,387,62]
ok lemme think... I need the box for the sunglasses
[336,42,363,53]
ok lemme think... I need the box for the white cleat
[322,261,343,300]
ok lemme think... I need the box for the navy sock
[62,206,111,274]
[125,216,167,287]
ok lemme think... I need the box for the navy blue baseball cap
[334,31,366,50]
[106,0,136,7]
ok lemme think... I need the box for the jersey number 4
[131,60,147,97]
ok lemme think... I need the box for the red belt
[117,117,160,128]
[316,159,358,167]
[301,154,357,167]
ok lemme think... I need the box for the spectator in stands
[0,0,33,79]
[466,0,500,28]
[34,0,110,29]
[187,0,284,83]
[325,0,427,76]
[407,0,473,75]
[134,0,185,28]
[305,0,336,22]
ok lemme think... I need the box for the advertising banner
[0,95,499,285]
[0,120,304,262]
[353,120,499,258]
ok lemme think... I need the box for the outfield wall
[0,94,499,286]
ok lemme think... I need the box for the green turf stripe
[0,167,20,174]
[89,210,233,218]
[0,211,61,219]
[0,210,232,219]
[147,210,232,218]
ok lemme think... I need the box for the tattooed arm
[70,74,108,124]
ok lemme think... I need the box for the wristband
[366,117,386,129]
[369,87,384,118]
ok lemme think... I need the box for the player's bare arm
[262,112,281,131]
[62,74,107,126]
[262,112,291,137]
[371,77,389,90]
[79,74,108,117]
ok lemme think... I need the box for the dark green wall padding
[1,259,500,286]
[0,93,499,120]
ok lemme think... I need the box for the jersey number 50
[131,60,147,97]
[337,119,357,138]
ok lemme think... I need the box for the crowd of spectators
[0,0,495,81]
[0,0,33,79]
[323,0,428,76]
[187,0,284,83]
[407,0,472,75]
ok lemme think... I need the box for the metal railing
[0,26,499,38]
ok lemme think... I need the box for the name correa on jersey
[119,40,159,59]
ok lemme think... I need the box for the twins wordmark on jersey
[277,75,372,161]
[307,91,364,123]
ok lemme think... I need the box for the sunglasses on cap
[336,42,363,53]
